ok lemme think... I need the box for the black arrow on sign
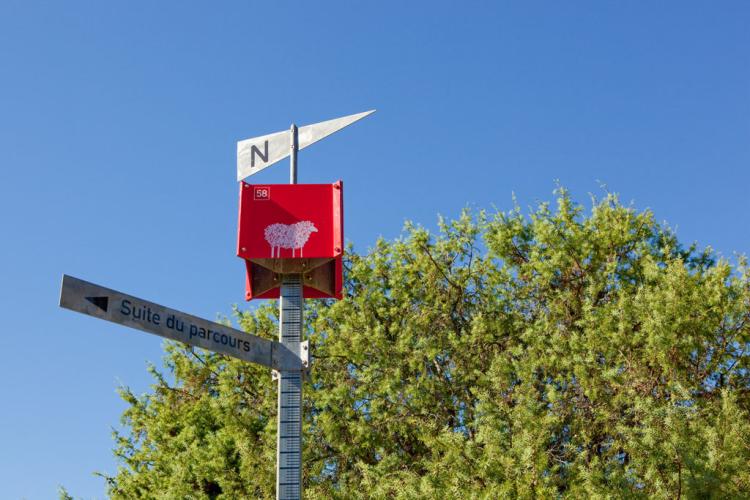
[85,296,109,312]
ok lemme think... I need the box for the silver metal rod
[290,124,298,184]
[276,275,304,500]
[277,123,302,499]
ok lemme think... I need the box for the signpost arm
[58,275,302,371]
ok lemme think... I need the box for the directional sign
[59,275,304,371]
[236,110,375,181]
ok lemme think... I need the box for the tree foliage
[104,190,750,498]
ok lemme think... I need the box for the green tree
[103,190,750,498]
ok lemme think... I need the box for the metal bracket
[272,341,309,381]
[301,340,310,375]
[301,340,309,369]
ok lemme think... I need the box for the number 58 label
[254,186,270,200]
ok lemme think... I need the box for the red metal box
[237,181,343,300]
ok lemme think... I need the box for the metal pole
[276,123,303,500]
[276,276,303,499]
[290,124,298,184]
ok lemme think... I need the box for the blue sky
[1,1,748,498]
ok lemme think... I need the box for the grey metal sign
[236,109,375,181]
[59,275,303,371]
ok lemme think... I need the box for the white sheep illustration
[264,221,318,258]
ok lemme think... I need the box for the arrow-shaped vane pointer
[236,110,375,181]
